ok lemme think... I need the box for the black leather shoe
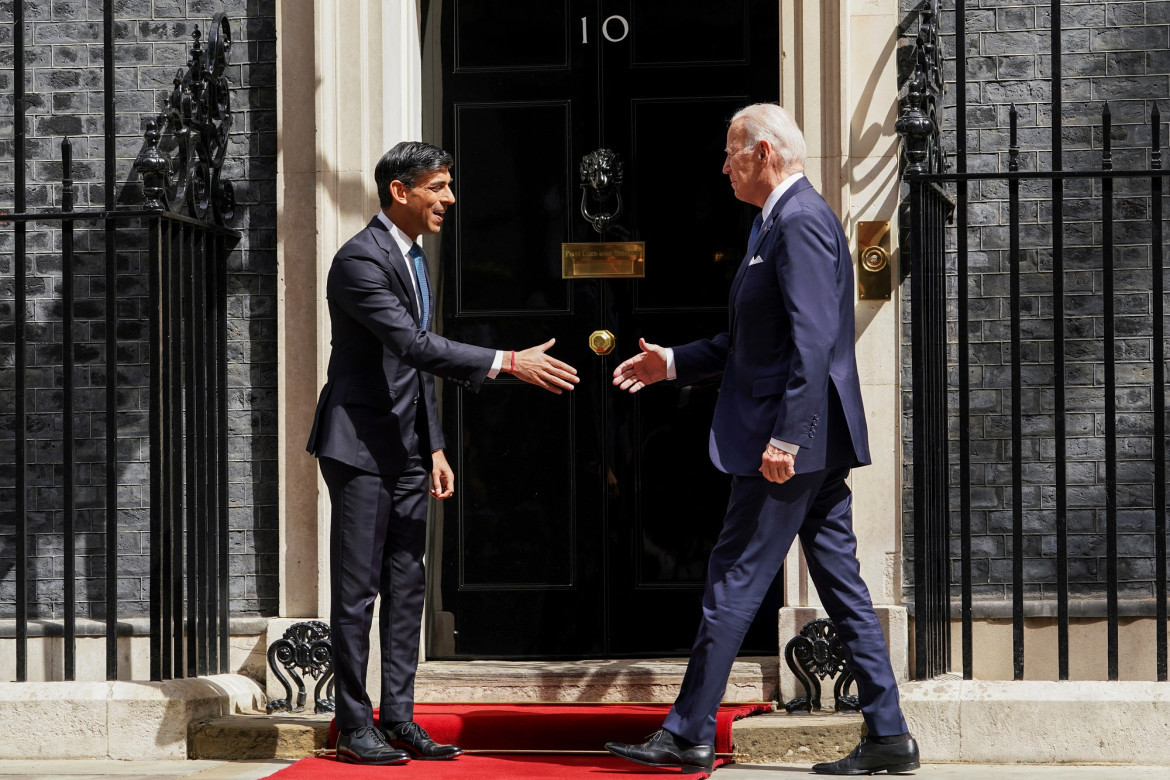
[812,736,920,775]
[335,725,410,765]
[605,728,715,774]
[383,720,463,760]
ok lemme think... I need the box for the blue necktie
[748,213,763,249]
[409,243,430,331]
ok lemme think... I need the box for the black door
[432,0,780,659]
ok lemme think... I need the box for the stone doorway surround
[275,0,908,670]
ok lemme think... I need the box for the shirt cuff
[487,349,505,379]
[665,347,677,380]
[770,438,800,455]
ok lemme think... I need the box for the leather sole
[608,751,713,774]
[396,747,463,761]
[335,749,410,766]
[813,760,921,776]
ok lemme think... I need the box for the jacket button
[412,396,419,405]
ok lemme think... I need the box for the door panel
[456,387,577,587]
[454,1,571,71]
[629,1,749,66]
[453,102,573,312]
[434,0,779,659]
[627,97,748,310]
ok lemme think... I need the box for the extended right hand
[612,338,668,393]
[509,338,579,394]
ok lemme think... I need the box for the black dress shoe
[812,736,920,775]
[335,725,411,765]
[605,728,715,774]
[383,720,463,760]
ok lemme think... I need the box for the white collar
[760,172,805,224]
[376,210,418,258]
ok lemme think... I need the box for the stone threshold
[409,656,780,703]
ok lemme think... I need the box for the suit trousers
[319,455,429,731]
[662,468,908,745]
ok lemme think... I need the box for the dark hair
[374,141,455,208]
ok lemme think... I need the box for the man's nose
[443,188,455,205]
[722,158,732,174]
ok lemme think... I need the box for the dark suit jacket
[672,177,871,476]
[306,216,495,476]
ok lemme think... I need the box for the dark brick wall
[900,1,1170,609]
[0,0,277,620]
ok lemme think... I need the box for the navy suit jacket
[672,177,871,476]
[306,216,495,476]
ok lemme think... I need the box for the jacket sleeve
[328,250,496,390]
[671,333,730,386]
[770,204,840,445]
[421,371,446,452]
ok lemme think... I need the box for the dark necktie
[748,213,763,249]
[409,243,430,331]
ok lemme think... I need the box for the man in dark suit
[605,104,918,776]
[307,141,578,765]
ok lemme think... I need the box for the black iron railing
[899,0,1170,682]
[2,8,238,681]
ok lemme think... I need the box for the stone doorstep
[189,710,864,763]
[194,656,797,762]
[189,712,333,760]
[410,656,780,702]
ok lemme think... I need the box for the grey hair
[374,141,455,208]
[730,103,806,172]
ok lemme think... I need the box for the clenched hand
[760,444,795,484]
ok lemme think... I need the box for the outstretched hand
[612,338,668,393]
[510,338,579,394]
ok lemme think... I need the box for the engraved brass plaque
[561,241,645,279]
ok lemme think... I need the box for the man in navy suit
[605,104,918,775]
[307,141,578,765]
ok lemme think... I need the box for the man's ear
[757,140,772,162]
[389,179,410,205]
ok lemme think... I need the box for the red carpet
[270,702,772,779]
[272,754,729,778]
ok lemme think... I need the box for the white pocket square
[748,256,764,265]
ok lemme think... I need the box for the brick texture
[0,1,277,621]
[900,1,1169,609]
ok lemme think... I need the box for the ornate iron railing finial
[896,0,947,176]
[133,13,235,224]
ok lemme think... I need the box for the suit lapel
[728,177,814,307]
[368,217,422,323]
[726,177,813,332]
[728,206,783,308]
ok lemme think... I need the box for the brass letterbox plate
[561,241,645,279]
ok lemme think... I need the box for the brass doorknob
[589,329,616,356]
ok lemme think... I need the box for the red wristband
[509,350,515,373]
